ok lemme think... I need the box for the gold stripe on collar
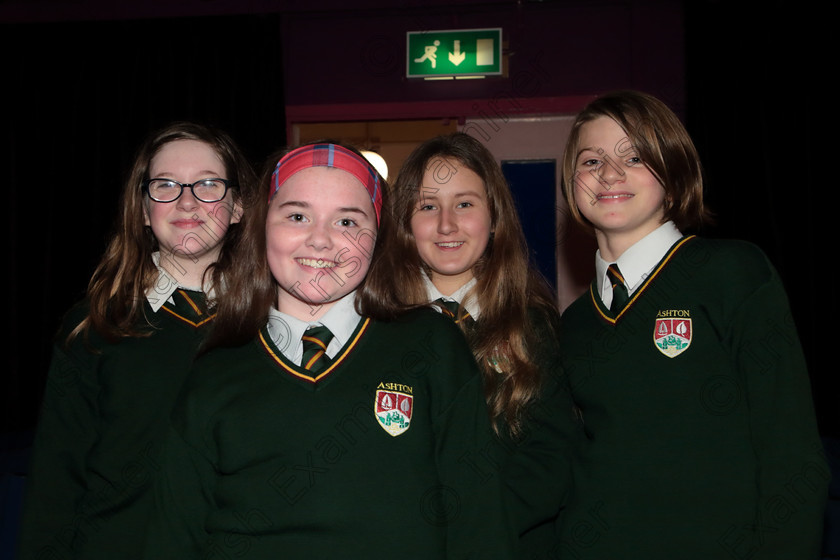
[260,318,372,384]
[592,235,696,325]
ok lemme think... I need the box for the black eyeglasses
[142,178,233,203]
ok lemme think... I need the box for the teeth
[437,242,463,248]
[297,258,335,268]
[597,193,633,200]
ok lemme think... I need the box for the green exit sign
[407,28,502,78]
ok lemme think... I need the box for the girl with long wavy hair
[376,131,580,557]
[18,121,256,560]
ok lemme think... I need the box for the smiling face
[409,158,493,295]
[266,166,377,321]
[144,139,241,282]
[572,116,667,261]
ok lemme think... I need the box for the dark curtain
[684,3,834,436]
[1,14,286,434]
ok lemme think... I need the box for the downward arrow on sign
[448,40,466,65]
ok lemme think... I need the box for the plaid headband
[269,143,383,224]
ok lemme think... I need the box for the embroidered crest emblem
[375,385,413,437]
[654,311,692,358]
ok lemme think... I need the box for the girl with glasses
[18,121,257,560]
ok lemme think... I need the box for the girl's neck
[158,249,219,289]
[595,222,666,263]
[276,293,339,323]
[430,270,474,297]
[595,231,634,263]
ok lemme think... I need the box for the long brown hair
[373,132,558,437]
[72,121,257,343]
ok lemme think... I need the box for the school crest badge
[375,384,413,437]
[654,311,692,358]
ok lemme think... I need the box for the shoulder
[679,237,777,288]
[558,288,593,322]
[52,299,106,354]
[186,340,263,392]
[376,306,466,338]
[56,299,91,337]
[368,308,474,363]
[665,237,795,333]
[368,309,480,383]
[684,236,770,267]
[170,339,266,428]
[192,338,262,373]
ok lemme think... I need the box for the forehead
[150,139,224,172]
[420,158,486,196]
[577,116,628,147]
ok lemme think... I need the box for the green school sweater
[142,308,516,559]
[18,290,213,560]
[551,237,827,560]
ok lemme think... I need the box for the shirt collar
[266,291,362,363]
[145,252,212,312]
[595,221,683,301]
[421,270,481,320]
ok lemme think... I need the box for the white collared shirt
[421,270,481,320]
[145,252,212,312]
[265,291,362,365]
[595,221,683,308]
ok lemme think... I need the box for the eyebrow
[277,200,309,210]
[419,190,484,199]
[277,200,369,217]
[151,169,224,178]
[337,206,370,217]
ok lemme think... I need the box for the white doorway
[462,115,594,311]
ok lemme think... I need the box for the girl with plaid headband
[143,141,516,559]
[378,132,580,558]
[18,122,256,560]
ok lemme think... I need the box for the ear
[143,201,151,226]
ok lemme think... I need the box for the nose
[176,186,200,211]
[597,154,625,186]
[306,221,333,251]
[437,207,458,235]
